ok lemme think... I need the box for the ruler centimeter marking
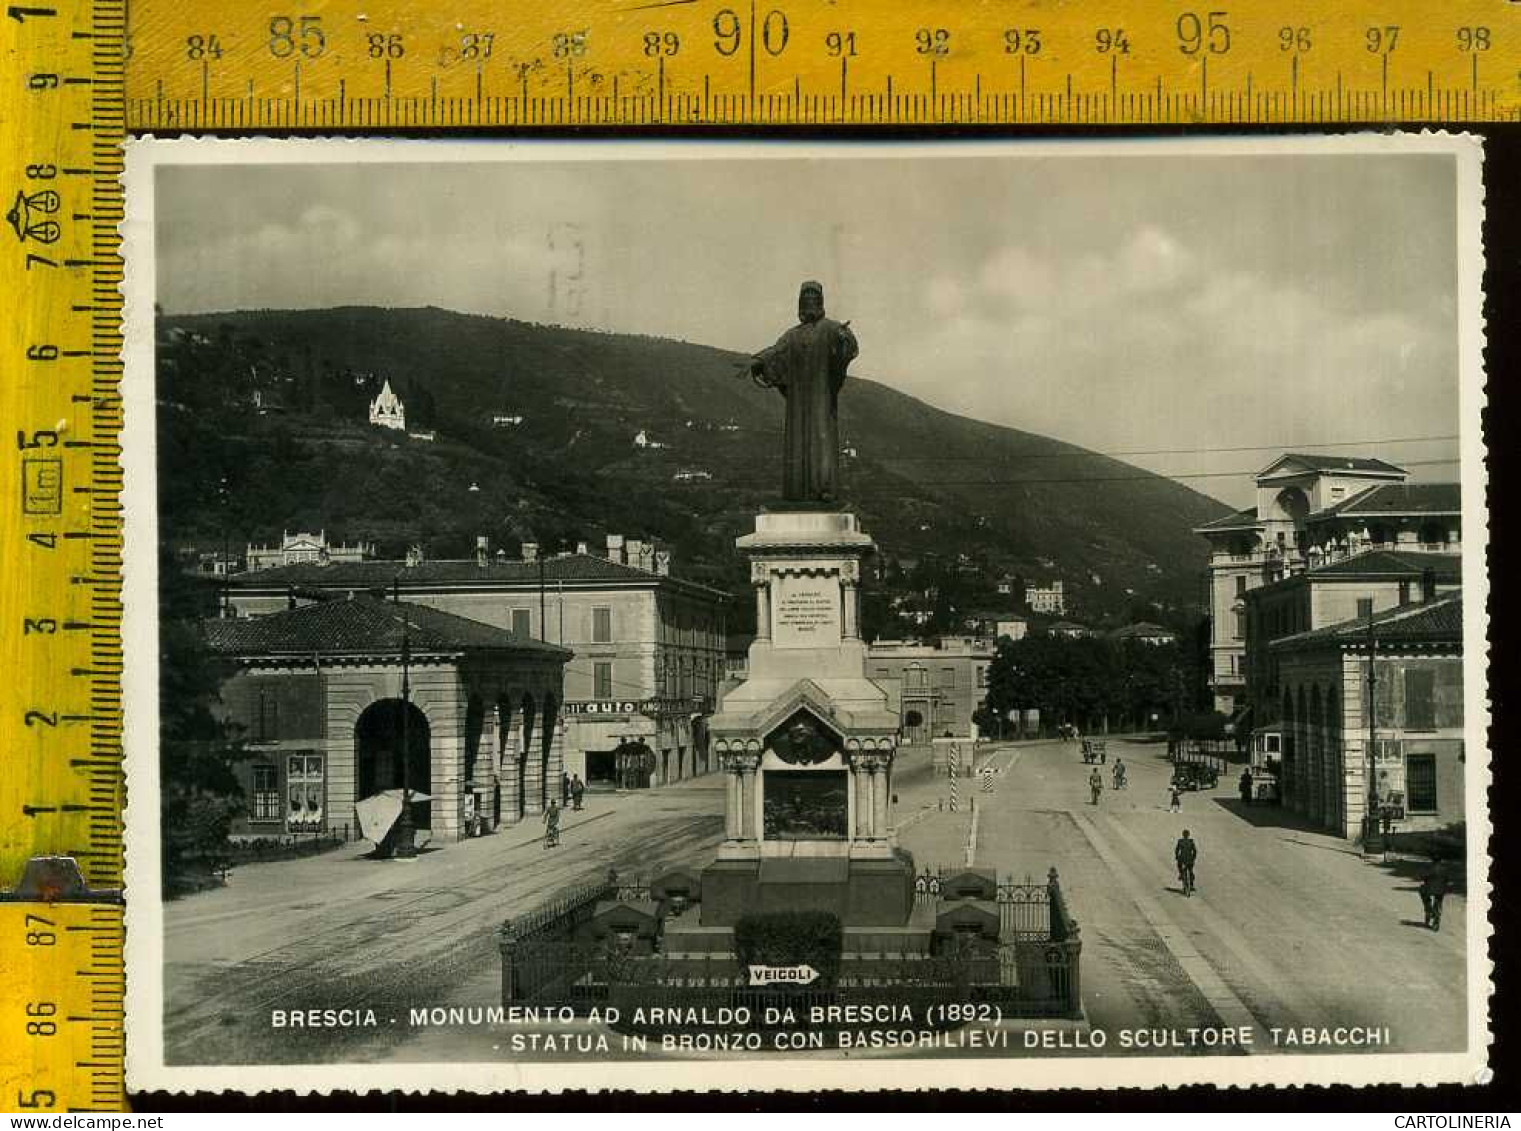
[1,0,126,1111]
[122,0,1521,128]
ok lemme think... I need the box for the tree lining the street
[976,632,1210,737]
[158,546,250,893]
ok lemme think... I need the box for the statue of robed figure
[744,280,859,504]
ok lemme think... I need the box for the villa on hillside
[368,379,406,431]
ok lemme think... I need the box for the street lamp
[392,577,418,860]
[1362,606,1379,851]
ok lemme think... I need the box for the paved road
[162,778,726,1065]
[898,738,1467,1056]
[163,737,1467,1065]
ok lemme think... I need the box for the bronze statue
[743,280,858,504]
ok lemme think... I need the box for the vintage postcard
[121,136,1490,1093]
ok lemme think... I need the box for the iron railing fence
[499,866,1082,1021]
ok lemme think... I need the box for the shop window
[1406,753,1438,813]
[250,764,281,821]
[1405,668,1437,730]
[511,608,532,638]
[594,661,613,699]
[592,606,613,644]
[286,753,324,832]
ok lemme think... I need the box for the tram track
[163,810,724,1064]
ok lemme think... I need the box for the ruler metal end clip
[3,855,122,903]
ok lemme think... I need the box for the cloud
[888,225,1455,503]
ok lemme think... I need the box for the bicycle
[1178,862,1196,897]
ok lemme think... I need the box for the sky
[153,144,1465,507]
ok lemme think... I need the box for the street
[161,738,1466,1065]
[896,738,1467,1056]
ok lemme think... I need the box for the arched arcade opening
[355,698,432,829]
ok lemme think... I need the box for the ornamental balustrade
[499,865,1082,1021]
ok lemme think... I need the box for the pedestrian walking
[1239,768,1254,807]
[1088,768,1103,806]
[1168,783,1183,813]
[571,774,586,811]
[1174,829,1198,895]
[1112,759,1127,790]
[1419,859,1450,931]
[560,772,571,807]
[543,799,561,849]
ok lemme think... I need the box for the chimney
[521,541,539,564]
[626,538,645,571]
[638,541,656,572]
[606,533,625,564]
[1421,567,1438,604]
[655,549,671,577]
[475,535,489,568]
[576,540,589,556]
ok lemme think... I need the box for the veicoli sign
[747,964,820,986]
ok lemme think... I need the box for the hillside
[155,306,1230,630]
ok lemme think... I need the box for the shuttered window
[1406,753,1438,813]
[1405,668,1437,730]
[592,606,613,643]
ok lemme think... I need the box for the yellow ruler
[4,0,1520,1115]
[1,0,125,1110]
[0,861,123,1112]
[122,0,1521,127]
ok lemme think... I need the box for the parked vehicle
[1171,762,1219,791]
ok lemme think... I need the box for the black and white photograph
[121,136,1489,1093]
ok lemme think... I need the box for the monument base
[697,853,915,928]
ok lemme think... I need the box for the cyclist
[1088,767,1104,806]
[1174,829,1198,895]
[1112,758,1127,790]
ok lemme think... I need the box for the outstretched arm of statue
[838,320,859,364]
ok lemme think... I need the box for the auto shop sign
[563,700,643,717]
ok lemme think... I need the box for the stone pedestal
[697,510,912,930]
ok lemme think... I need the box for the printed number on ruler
[1,0,127,1110]
[121,0,1521,126]
[0,899,125,1113]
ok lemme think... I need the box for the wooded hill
[156,306,1229,633]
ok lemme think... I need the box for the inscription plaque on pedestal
[772,573,841,649]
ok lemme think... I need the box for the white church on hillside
[368,379,406,431]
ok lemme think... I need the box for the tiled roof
[1308,550,1462,581]
[1111,622,1177,639]
[1259,454,1407,478]
[204,596,572,658]
[225,551,729,601]
[1310,482,1461,519]
[1194,506,1261,533]
[1271,593,1462,650]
